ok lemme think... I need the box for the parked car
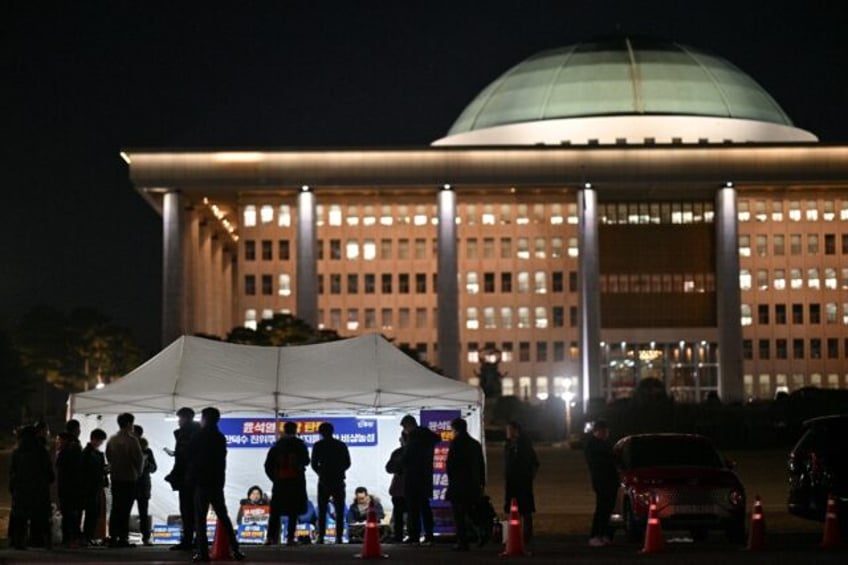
[787,414,848,534]
[612,433,746,543]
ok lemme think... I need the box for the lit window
[262,309,273,320]
[484,307,496,329]
[808,268,820,289]
[346,240,359,260]
[551,237,563,258]
[260,205,274,224]
[772,201,783,222]
[502,378,515,396]
[243,205,257,227]
[466,272,479,294]
[568,237,579,258]
[806,200,818,221]
[534,271,547,294]
[346,206,359,226]
[536,377,549,400]
[790,268,803,290]
[789,201,801,221]
[278,205,291,227]
[739,235,751,257]
[567,203,579,224]
[501,307,513,329]
[737,200,750,222]
[535,237,546,259]
[244,309,257,330]
[844,303,848,324]
[518,377,532,398]
[362,239,376,261]
[741,304,752,326]
[825,268,837,289]
[316,205,325,226]
[823,201,835,221]
[278,274,291,296]
[518,307,530,328]
[740,269,752,290]
[363,206,376,226]
[826,302,838,323]
[517,238,530,259]
[757,269,769,290]
[516,204,529,225]
[328,205,342,226]
[842,268,848,289]
[550,204,563,225]
[347,309,359,331]
[517,272,529,293]
[380,205,393,226]
[754,200,767,222]
[535,307,548,329]
[774,269,786,290]
[466,307,479,330]
[414,214,428,226]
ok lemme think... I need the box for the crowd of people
[7,408,633,559]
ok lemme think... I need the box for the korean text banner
[219,417,378,448]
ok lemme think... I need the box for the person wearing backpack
[264,421,310,546]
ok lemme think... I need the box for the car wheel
[624,500,644,542]
[725,518,746,544]
[689,528,708,542]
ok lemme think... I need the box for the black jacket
[10,434,54,498]
[401,426,440,497]
[310,436,351,487]
[504,435,539,512]
[584,434,619,493]
[167,421,200,491]
[55,439,83,506]
[185,424,228,491]
[80,443,108,495]
[445,431,485,504]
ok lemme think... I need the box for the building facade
[126,38,848,406]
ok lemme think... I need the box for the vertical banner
[420,409,461,536]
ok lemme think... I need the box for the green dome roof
[448,37,794,136]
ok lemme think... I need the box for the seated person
[346,487,385,542]
[236,485,270,524]
[281,499,318,544]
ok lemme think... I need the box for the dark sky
[3,1,847,354]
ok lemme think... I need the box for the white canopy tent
[70,334,483,533]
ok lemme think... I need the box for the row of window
[739,233,848,256]
[600,201,715,225]
[744,373,848,398]
[466,340,579,364]
[741,302,848,325]
[742,337,848,360]
[600,273,715,294]
[740,268,848,291]
[465,306,578,330]
[738,199,848,223]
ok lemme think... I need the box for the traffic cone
[210,520,231,561]
[500,498,527,557]
[640,494,664,554]
[747,495,766,550]
[355,501,387,559]
[820,494,841,549]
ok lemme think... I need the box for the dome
[434,37,816,145]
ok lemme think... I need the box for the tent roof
[71,334,481,415]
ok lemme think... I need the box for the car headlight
[728,489,745,507]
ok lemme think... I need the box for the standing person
[105,412,144,548]
[503,420,539,547]
[445,417,485,551]
[55,426,83,547]
[584,419,619,547]
[399,414,440,545]
[384,433,407,543]
[264,421,310,546]
[8,425,54,550]
[164,406,201,551]
[310,422,351,544]
[80,428,108,546]
[186,407,245,562]
[133,425,157,546]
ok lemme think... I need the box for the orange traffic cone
[210,520,231,561]
[747,495,766,550]
[820,494,841,549]
[640,494,664,554]
[355,501,388,559]
[500,498,527,557]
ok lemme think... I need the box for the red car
[612,433,747,543]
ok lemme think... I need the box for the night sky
[3,2,847,354]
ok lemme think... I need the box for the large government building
[125,37,848,407]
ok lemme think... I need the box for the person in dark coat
[186,407,244,562]
[164,406,201,551]
[503,420,539,545]
[400,414,440,545]
[445,417,485,551]
[310,422,351,544]
[80,428,108,545]
[133,425,157,545]
[583,419,619,546]
[264,421,310,546]
[8,425,54,550]
[55,421,83,547]
[384,432,407,542]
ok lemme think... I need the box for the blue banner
[219,417,378,448]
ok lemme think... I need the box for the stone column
[715,185,744,403]
[437,186,460,380]
[578,185,602,410]
[162,190,185,346]
[296,188,318,328]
